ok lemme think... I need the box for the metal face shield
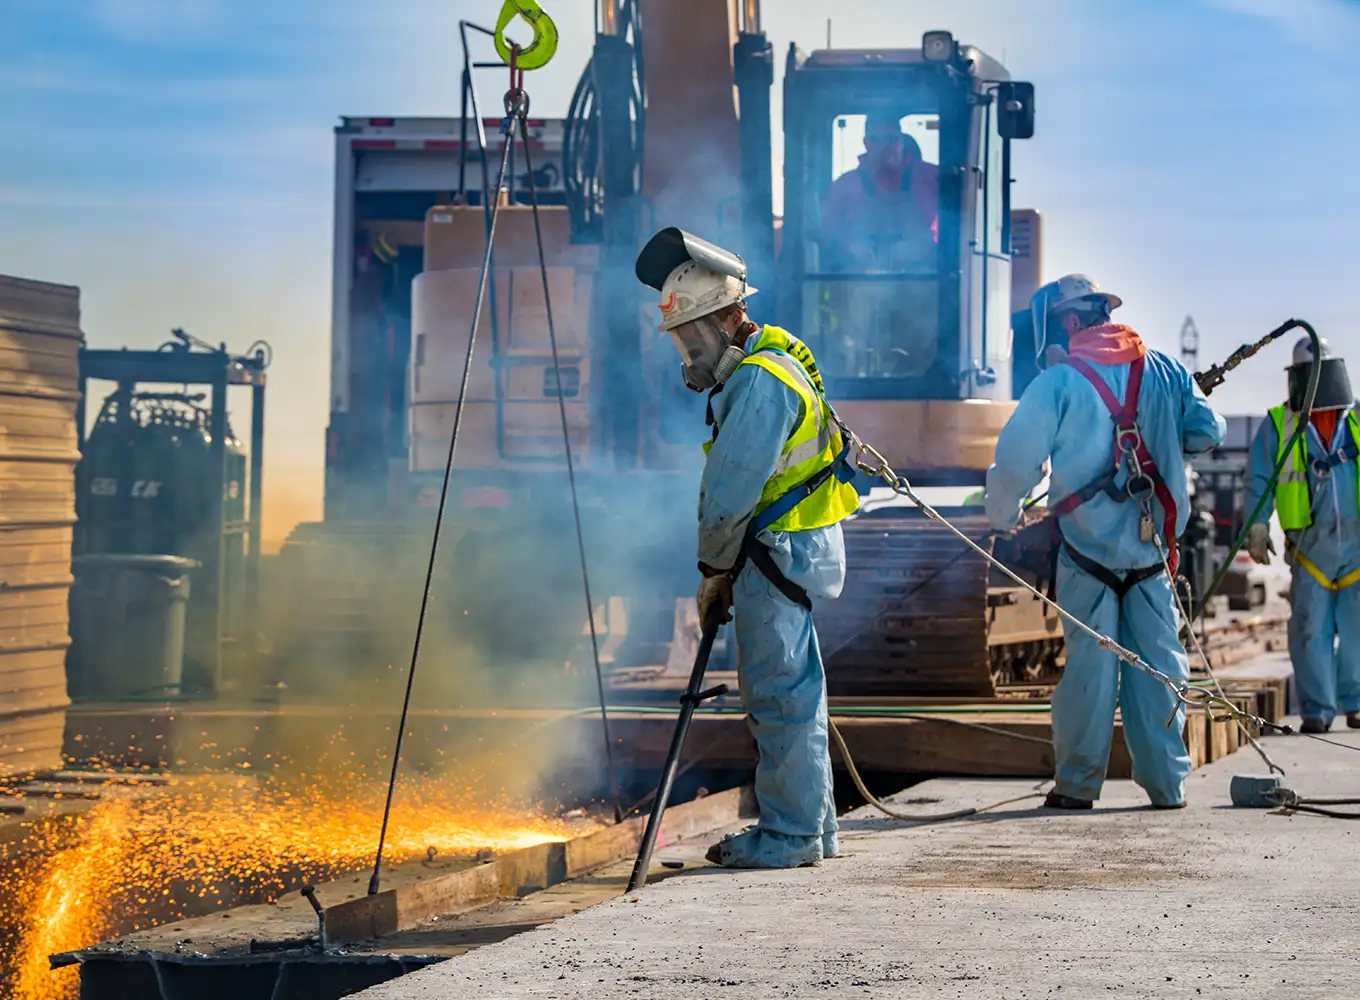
[669,315,731,392]
[1289,357,1355,412]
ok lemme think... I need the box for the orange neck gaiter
[1311,409,1339,449]
[1065,323,1148,366]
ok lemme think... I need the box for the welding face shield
[1288,357,1355,412]
[635,227,755,392]
[1030,289,1070,371]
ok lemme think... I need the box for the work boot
[822,832,839,859]
[1300,717,1330,734]
[1347,712,1360,730]
[704,827,822,869]
[1151,800,1187,810]
[1043,790,1093,810]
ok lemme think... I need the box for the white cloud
[1203,0,1360,50]
[89,0,226,44]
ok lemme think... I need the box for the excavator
[307,0,1060,700]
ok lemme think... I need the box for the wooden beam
[322,785,755,945]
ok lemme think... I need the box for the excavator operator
[818,111,939,273]
[985,275,1225,811]
[635,228,860,869]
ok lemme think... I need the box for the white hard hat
[1290,335,1335,368]
[1046,273,1122,315]
[655,261,757,332]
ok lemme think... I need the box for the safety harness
[704,347,857,611]
[1285,541,1360,592]
[1050,354,1180,596]
[1281,416,1360,591]
[1308,438,1359,482]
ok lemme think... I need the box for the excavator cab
[777,35,1036,430]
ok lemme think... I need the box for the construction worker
[985,275,1225,809]
[1244,337,1360,733]
[818,111,939,272]
[634,227,860,868]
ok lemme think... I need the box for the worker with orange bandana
[986,275,1225,810]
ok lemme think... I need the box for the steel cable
[519,102,623,823]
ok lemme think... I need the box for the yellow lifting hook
[494,0,559,70]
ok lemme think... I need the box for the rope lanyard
[366,28,623,899]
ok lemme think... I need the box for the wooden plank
[323,785,753,945]
[1185,713,1207,770]
[1205,712,1232,763]
[0,274,82,341]
[832,714,1055,777]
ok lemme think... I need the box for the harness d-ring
[1124,473,1156,502]
[1115,423,1143,458]
[494,0,559,70]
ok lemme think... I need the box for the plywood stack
[0,274,83,776]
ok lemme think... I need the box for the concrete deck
[353,722,1360,999]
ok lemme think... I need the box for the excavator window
[804,111,942,382]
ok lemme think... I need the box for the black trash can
[68,554,197,700]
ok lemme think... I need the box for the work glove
[697,575,734,627]
[1247,522,1275,565]
[991,503,1046,543]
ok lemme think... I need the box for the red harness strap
[1052,355,1180,575]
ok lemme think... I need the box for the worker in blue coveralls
[634,228,861,868]
[986,275,1225,809]
[1244,337,1360,734]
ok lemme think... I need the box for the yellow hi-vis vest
[1269,404,1360,531]
[702,325,860,533]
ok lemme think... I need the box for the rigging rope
[368,42,620,896]
[845,444,1285,742]
[365,111,518,898]
[518,93,622,823]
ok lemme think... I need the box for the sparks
[1,768,596,1000]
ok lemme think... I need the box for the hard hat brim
[656,284,758,331]
[1053,290,1121,313]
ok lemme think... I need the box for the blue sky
[1,0,1357,543]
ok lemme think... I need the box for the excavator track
[818,511,1063,698]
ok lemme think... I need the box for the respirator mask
[671,315,746,392]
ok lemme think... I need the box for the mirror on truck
[997,82,1035,140]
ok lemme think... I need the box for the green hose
[1195,319,1323,616]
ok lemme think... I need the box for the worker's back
[1002,350,1224,571]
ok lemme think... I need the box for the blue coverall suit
[1246,409,1360,727]
[986,350,1225,805]
[699,361,844,868]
